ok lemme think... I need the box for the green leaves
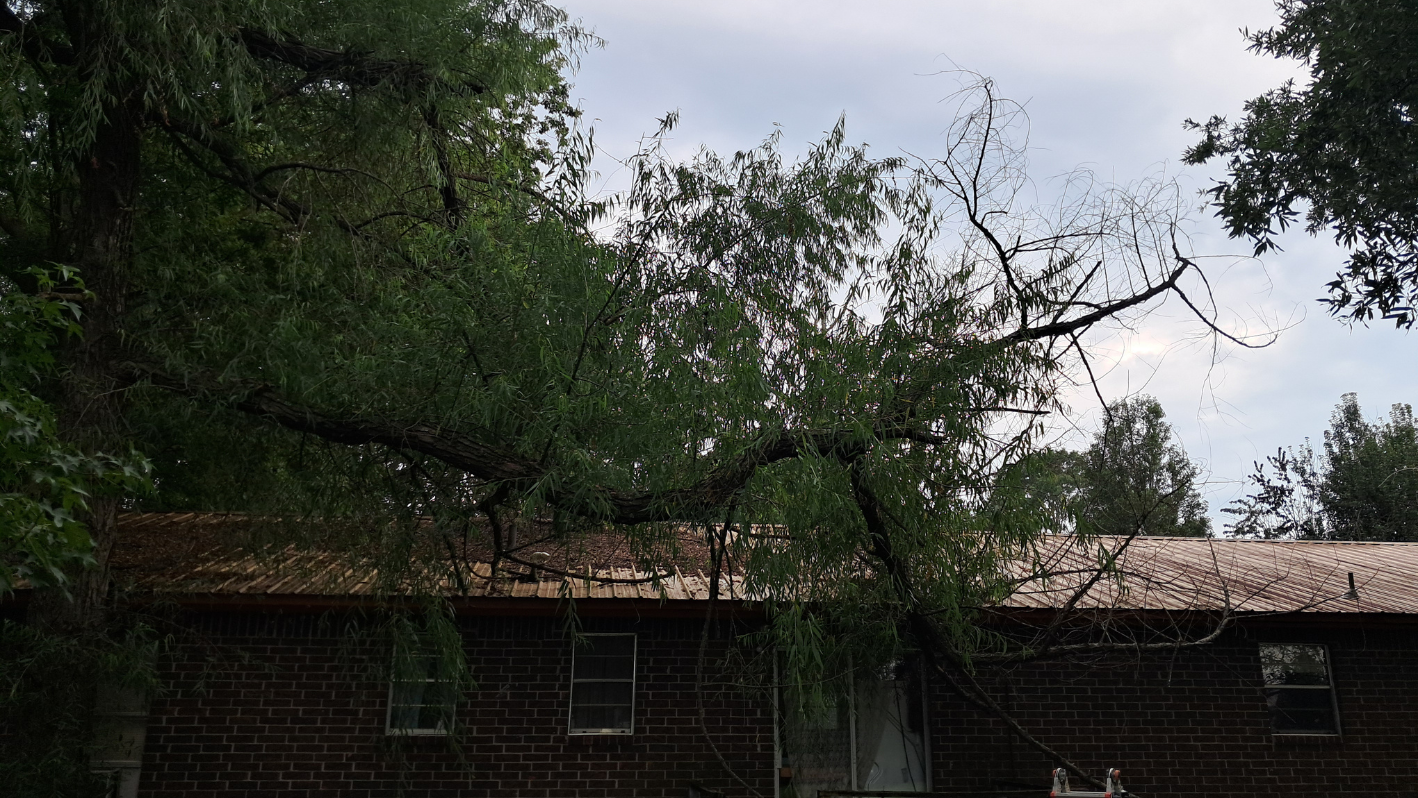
[997,397,1210,540]
[1074,396,1210,538]
[1225,393,1418,540]
[1,0,1224,719]
[1184,0,1418,325]
[0,271,151,595]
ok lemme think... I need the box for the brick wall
[928,621,1418,798]
[137,610,1418,798]
[140,612,776,798]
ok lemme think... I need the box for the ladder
[1049,768,1127,798]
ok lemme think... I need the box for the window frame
[568,632,637,736]
[1259,642,1342,737]
[385,652,458,737]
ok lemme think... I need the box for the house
[6,511,1418,798]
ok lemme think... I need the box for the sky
[554,0,1418,524]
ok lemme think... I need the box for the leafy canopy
[0,0,1255,787]
[1009,396,1210,538]
[1184,0,1418,325]
[1226,393,1418,540]
[0,0,593,576]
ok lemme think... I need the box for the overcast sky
[555,0,1418,524]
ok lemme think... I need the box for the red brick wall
[928,622,1418,798]
[141,613,776,798]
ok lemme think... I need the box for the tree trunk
[27,93,142,634]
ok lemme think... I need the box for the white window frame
[385,653,457,737]
[568,632,637,736]
[1259,642,1341,737]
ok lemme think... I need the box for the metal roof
[1001,534,1418,615]
[112,511,748,602]
[109,512,1418,614]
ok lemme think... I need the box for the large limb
[848,464,1109,791]
[125,239,1199,526]
[127,364,965,525]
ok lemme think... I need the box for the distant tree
[1226,394,1418,540]
[1011,397,1210,538]
[994,447,1087,534]
[1183,0,1418,326]
[1076,396,1211,537]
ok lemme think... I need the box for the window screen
[386,654,458,735]
[570,633,636,734]
[1260,643,1339,735]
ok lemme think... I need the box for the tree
[1183,0,1418,326]
[1014,396,1210,538]
[1079,396,1211,537]
[1226,393,1418,540]
[2,1,1245,789]
[1,0,588,631]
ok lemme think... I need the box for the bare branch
[1000,262,1188,344]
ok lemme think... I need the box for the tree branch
[970,608,1233,666]
[847,464,1110,791]
[0,5,73,67]
[160,120,310,224]
[124,362,962,526]
[1000,262,1188,344]
[237,28,485,96]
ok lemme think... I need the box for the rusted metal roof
[999,534,1418,615]
[109,512,1418,614]
[112,511,749,602]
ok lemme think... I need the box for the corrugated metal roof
[1000,534,1418,615]
[110,512,1418,614]
[112,511,749,601]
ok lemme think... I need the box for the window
[778,659,929,794]
[569,633,636,735]
[386,653,458,735]
[1260,643,1340,735]
[854,660,928,791]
